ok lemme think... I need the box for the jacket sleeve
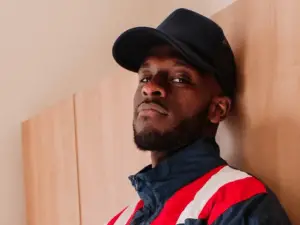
[209,191,291,225]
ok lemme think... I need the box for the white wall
[0,0,235,224]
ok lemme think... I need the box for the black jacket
[108,138,291,225]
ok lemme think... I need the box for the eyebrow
[174,59,190,67]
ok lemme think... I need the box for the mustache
[137,99,168,112]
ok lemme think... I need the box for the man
[107,8,291,225]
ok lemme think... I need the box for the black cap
[112,8,236,98]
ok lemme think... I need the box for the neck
[150,131,217,167]
[150,143,187,167]
[151,151,170,167]
[150,145,189,167]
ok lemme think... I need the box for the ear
[208,96,232,124]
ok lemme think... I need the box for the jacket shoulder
[176,165,267,224]
[198,166,267,224]
[210,190,292,225]
[206,166,291,225]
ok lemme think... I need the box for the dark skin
[133,45,231,167]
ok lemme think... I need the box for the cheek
[172,92,209,118]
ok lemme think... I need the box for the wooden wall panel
[74,73,150,225]
[22,98,80,225]
[213,0,300,223]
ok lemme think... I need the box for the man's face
[133,45,221,151]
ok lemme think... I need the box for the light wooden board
[22,98,80,225]
[213,0,300,223]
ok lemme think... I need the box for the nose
[141,81,167,98]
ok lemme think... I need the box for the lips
[137,102,168,115]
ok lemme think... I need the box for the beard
[133,107,210,152]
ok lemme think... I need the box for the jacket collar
[129,137,227,207]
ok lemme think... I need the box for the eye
[140,77,151,83]
[172,78,186,83]
[171,72,191,84]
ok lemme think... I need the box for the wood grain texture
[74,73,150,225]
[213,0,300,223]
[22,98,80,225]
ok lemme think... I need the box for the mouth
[137,103,168,116]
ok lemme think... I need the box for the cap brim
[112,27,215,73]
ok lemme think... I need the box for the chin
[134,124,162,137]
[133,121,180,152]
[134,118,171,135]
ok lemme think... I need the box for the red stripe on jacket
[199,176,267,224]
[107,207,128,225]
[151,165,226,225]
[125,200,144,225]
